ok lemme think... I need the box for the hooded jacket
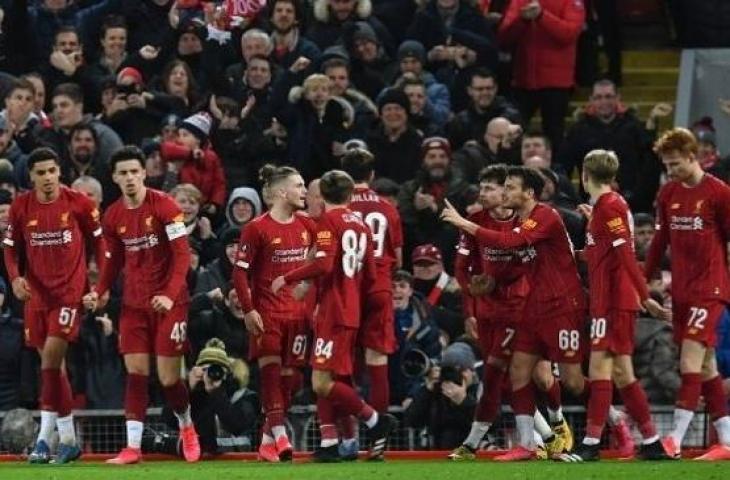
[307,0,395,55]
[225,187,263,229]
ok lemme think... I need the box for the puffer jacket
[498,0,585,89]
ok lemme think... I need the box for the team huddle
[5,126,730,465]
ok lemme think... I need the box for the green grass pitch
[0,460,725,480]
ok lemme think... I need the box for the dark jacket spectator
[559,101,659,213]
[403,341,479,449]
[120,0,175,51]
[307,0,395,55]
[390,271,443,405]
[28,0,123,65]
[633,316,680,404]
[717,310,730,378]
[271,71,354,181]
[397,137,471,269]
[266,0,321,72]
[406,0,498,72]
[367,88,423,183]
[342,21,396,99]
[446,68,521,149]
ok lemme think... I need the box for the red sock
[281,371,303,412]
[585,380,612,439]
[162,380,189,415]
[40,368,61,412]
[511,383,536,416]
[261,363,285,428]
[317,397,338,442]
[327,381,374,421]
[476,364,505,423]
[544,378,562,411]
[57,372,74,417]
[619,381,656,439]
[677,373,702,411]
[125,373,149,421]
[367,365,389,413]
[337,415,358,440]
[702,376,729,420]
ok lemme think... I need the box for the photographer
[389,270,443,405]
[403,341,480,450]
[158,338,259,455]
[105,67,169,145]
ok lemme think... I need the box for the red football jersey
[233,212,315,319]
[585,191,647,315]
[645,174,730,303]
[349,186,403,289]
[98,189,190,310]
[284,207,376,328]
[3,186,102,308]
[474,203,585,316]
[456,210,530,320]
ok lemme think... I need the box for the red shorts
[248,315,310,367]
[513,309,586,363]
[673,300,726,347]
[589,310,636,355]
[477,319,516,362]
[119,304,189,356]
[310,318,357,376]
[24,304,82,349]
[358,290,397,354]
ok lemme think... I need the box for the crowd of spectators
[0,0,725,452]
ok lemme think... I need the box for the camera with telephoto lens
[116,83,138,97]
[203,362,228,382]
[401,347,439,378]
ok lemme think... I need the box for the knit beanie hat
[397,40,426,64]
[116,67,144,85]
[377,88,410,114]
[351,21,378,45]
[421,136,451,157]
[196,338,232,368]
[180,112,212,144]
[441,341,476,371]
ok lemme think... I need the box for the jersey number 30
[342,229,367,278]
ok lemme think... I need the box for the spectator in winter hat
[307,0,395,55]
[223,187,262,230]
[397,136,471,271]
[395,40,450,128]
[366,87,423,183]
[160,111,227,212]
[343,21,396,99]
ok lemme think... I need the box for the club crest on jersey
[671,203,680,210]
[60,212,70,227]
[91,209,100,221]
[145,216,154,231]
[118,225,127,234]
[26,219,38,227]
[606,217,626,234]
[271,237,282,245]
[694,200,704,213]
[521,219,538,230]
[302,231,309,244]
